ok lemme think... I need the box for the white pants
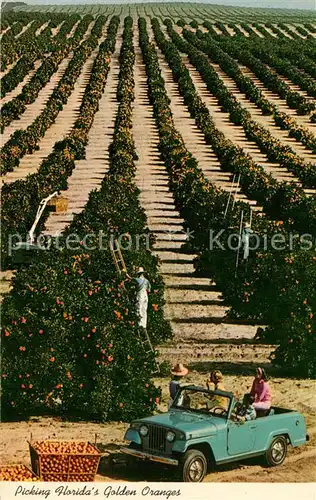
[253,401,271,411]
[137,290,148,329]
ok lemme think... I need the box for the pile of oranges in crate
[29,441,101,481]
[0,465,38,481]
[31,441,99,455]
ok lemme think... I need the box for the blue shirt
[169,380,180,399]
[135,276,151,293]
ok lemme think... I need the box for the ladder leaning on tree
[109,238,159,374]
[109,238,127,275]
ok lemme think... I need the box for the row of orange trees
[155,20,316,235]
[141,17,316,377]
[1,14,59,80]
[179,27,316,186]
[181,27,316,154]
[0,15,91,131]
[1,12,49,70]
[1,16,117,269]
[1,17,171,421]
[0,16,106,176]
[202,23,315,115]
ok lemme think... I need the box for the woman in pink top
[250,367,272,411]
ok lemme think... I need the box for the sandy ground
[1,373,315,483]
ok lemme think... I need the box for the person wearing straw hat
[205,370,228,410]
[125,267,151,329]
[168,363,189,409]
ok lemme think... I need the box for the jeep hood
[136,410,225,438]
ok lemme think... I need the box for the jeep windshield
[171,387,232,418]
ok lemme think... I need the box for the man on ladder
[109,239,151,328]
[125,267,151,330]
[109,238,158,373]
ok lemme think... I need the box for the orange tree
[1,17,171,421]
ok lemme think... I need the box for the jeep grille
[143,425,166,453]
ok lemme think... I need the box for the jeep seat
[256,408,275,418]
[256,409,269,418]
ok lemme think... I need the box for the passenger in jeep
[206,370,228,409]
[250,367,272,412]
[235,393,257,422]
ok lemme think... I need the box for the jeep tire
[180,449,207,482]
[265,436,287,467]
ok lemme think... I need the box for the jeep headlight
[166,431,176,442]
[140,425,149,437]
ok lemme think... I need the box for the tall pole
[235,210,244,278]
[231,173,241,211]
[224,174,236,219]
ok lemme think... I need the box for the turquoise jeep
[121,385,309,482]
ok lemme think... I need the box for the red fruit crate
[0,464,39,481]
[28,440,101,482]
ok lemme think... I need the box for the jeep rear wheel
[265,436,287,467]
[180,450,207,482]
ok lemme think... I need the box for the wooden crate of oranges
[47,195,68,213]
[28,441,101,482]
[0,464,38,481]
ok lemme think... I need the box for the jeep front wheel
[265,436,287,467]
[180,450,207,482]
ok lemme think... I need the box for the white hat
[137,267,144,274]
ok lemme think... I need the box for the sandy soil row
[161,27,314,195]
[35,21,51,37]
[134,26,268,366]
[238,64,315,133]
[1,60,43,105]
[43,29,122,236]
[0,59,19,80]
[208,62,316,166]
[15,21,34,39]
[0,24,12,38]
[1,56,72,143]
[154,46,260,211]
[51,21,65,38]
[248,24,265,38]
[0,270,14,298]
[272,73,311,98]
[67,20,81,39]
[272,24,293,39]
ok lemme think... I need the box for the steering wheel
[211,406,227,415]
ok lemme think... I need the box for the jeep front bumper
[120,447,179,466]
